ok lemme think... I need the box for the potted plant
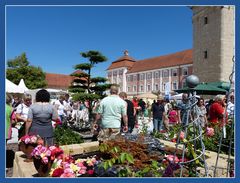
[31,145,64,177]
[18,134,43,162]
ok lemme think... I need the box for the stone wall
[192,6,235,83]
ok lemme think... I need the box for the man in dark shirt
[119,92,135,133]
[151,96,166,132]
[138,99,146,117]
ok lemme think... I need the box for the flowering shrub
[31,145,64,164]
[49,155,98,177]
[19,134,43,145]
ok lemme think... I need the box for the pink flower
[64,168,74,174]
[206,127,214,137]
[24,137,31,144]
[76,162,85,167]
[78,169,86,175]
[166,155,179,163]
[30,136,37,143]
[179,131,185,140]
[60,172,75,178]
[42,156,49,164]
[91,158,96,163]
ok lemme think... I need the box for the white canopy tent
[6,79,24,93]
[18,79,29,92]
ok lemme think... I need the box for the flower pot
[33,157,53,177]
[19,142,36,162]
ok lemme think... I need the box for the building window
[147,73,152,80]
[147,84,151,92]
[182,68,188,76]
[163,70,169,77]
[155,72,159,79]
[162,83,166,91]
[172,81,177,90]
[113,71,117,76]
[204,50,208,59]
[133,85,137,92]
[140,74,145,80]
[172,69,177,77]
[118,77,122,83]
[133,75,137,81]
[155,84,159,91]
[204,16,208,24]
[127,86,130,92]
[113,78,117,83]
[127,76,130,82]
[119,69,123,75]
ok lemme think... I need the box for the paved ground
[6,143,18,177]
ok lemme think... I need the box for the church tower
[192,6,235,83]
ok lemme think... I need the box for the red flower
[179,157,189,162]
[52,168,64,177]
[87,169,94,175]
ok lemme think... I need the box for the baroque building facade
[106,6,235,97]
[107,49,193,97]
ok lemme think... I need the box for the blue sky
[6,6,193,77]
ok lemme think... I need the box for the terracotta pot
[19,142,36,161]
[33,157,53,177]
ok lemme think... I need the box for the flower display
[206,127,215,137]
[31,145,64,164]
[49,155,98,177]
[19,134,43,145]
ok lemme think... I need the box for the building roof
[127,49,193,74]
[45,73,74,90]
[107,50,136,70]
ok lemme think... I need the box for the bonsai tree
[69,50,111,121]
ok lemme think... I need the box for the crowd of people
[6,90,90,146]
[91,85,235,141]
[6,85,235,145]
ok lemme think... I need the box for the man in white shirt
[227,94,234,119]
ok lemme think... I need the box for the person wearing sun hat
[150,95,166,132]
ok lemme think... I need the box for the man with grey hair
[209,94,227,126]
[93,85,128,141]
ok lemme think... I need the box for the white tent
[6,79,24,93]
[18,79,29,92]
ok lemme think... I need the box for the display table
[12,141,99,177]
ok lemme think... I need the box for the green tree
[6,52,47,89]
[69,50,111,119]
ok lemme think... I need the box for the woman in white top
[54,95,65,122]
[15,93,32,139]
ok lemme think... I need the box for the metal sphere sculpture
[186,75,199,88]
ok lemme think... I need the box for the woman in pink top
[168,105,179,125]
